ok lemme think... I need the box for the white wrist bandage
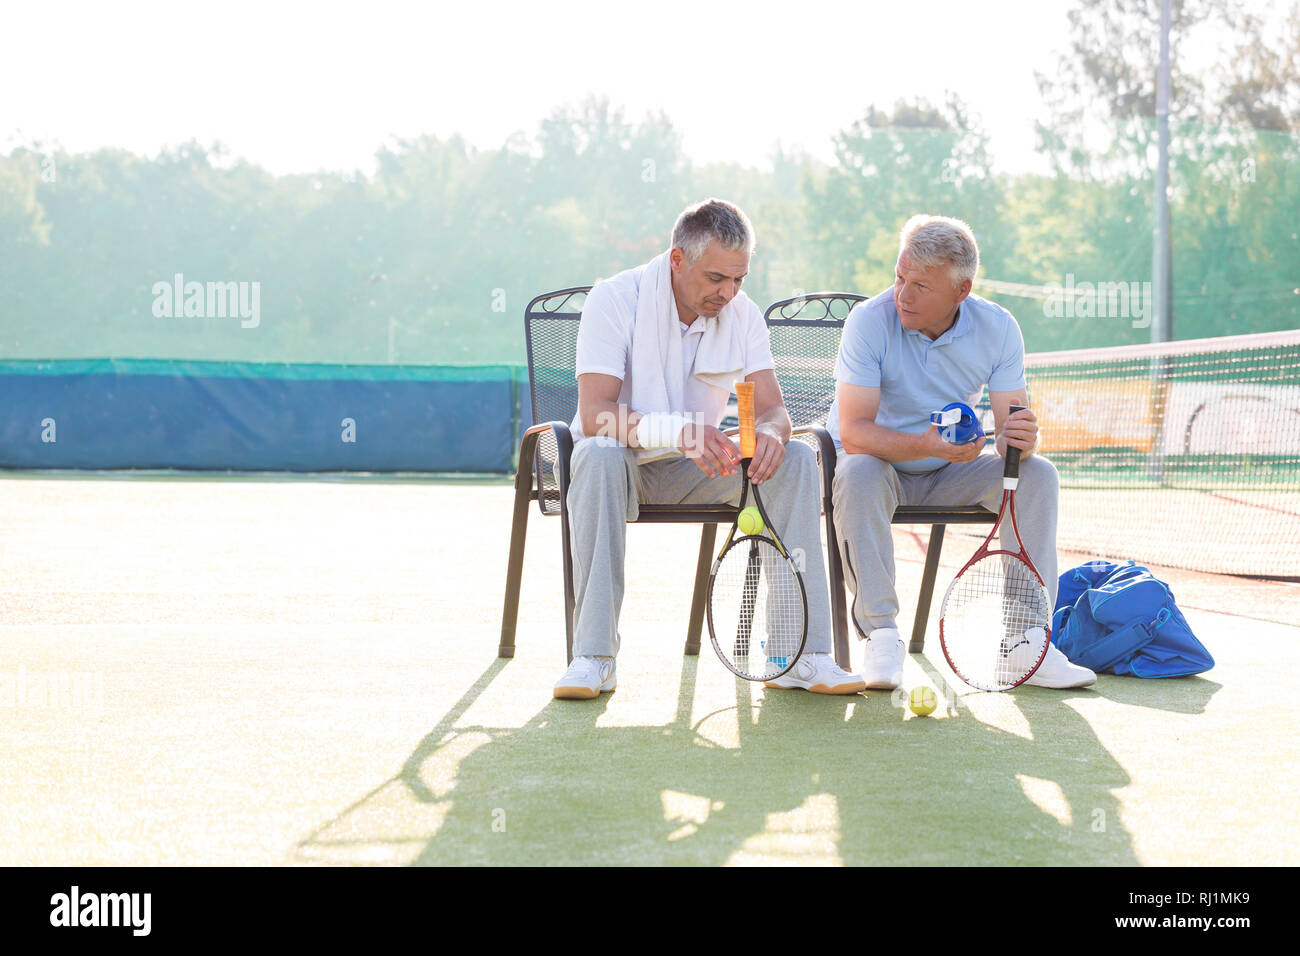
[635,412,687,449]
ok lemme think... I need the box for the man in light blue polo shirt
[828,215,1095,690]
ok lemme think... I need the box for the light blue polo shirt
[826,289,1027,474]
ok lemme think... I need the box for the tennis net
[1020,329,1300,578]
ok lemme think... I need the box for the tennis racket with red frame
[939,404,1052,691]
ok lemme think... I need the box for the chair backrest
[520,288,889,514]
[765,291,996,434]
[524,287,588,429]
[522,288,866,429]
[764,293,867,427]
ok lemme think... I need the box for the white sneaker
[553,656,617,699]
[1024,643,1096,689]
[764,652,866,695]
[861,627,905,690]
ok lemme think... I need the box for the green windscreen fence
[0,360,528,473]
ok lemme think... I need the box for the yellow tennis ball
[908,686,937,717]
[737,506,765,535]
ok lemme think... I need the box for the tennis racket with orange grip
[705,381,808,681]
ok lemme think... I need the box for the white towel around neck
[627,250,746,459]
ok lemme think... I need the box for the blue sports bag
[1051,560,1214,678]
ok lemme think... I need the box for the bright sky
[0,0,1233,176]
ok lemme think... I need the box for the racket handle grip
[736,382,756,460]
[1004,404,1025,479]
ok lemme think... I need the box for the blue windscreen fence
[0,360,533,473]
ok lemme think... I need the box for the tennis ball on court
[737,506,765,535]
[909,686,938,717]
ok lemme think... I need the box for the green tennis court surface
[3,475,1297,866]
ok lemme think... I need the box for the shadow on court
[1085,674,1221,714]
[296,653,1147,866]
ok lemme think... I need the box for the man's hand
[918,424,982,464]
[747,426,786,484]
[679,423,741,478]
[997,407,1040,458]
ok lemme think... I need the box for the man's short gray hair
[899,215,980,287]
[671,198,755,264]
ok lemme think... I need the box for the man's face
[893,253,971,340]
[670,241,750,320]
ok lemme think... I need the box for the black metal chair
[765,293,998,655]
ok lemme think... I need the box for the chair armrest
[516,421,575,517]
[792,425,837,512]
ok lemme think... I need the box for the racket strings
[711,538,805,681]
[942,554,1051,690]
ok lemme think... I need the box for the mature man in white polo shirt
[828,215,1095,690]
[554,198,866,699]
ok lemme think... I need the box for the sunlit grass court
[3,476,1296,866]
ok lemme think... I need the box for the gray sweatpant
[567,437,833,658]
[831,452,1060,637]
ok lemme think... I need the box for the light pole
[1152,0,1173,344]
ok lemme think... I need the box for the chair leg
[498,454,535,659]
[561,509,576,664]
[910,524,946,653]
[684,524,717,656]
[824,500,851,671]
[552,425,577,665]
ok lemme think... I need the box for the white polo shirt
[571,262,775,442]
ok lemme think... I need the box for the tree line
[1,0,1295,366]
